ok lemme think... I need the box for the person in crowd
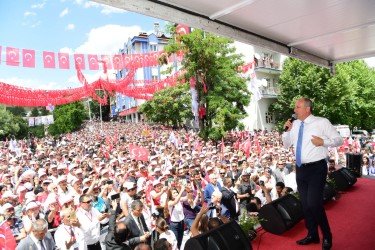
[283,97,343,250]
[166,186,186,249]
[123,199,151,249]
[203,173,221,203]
[236,170,255,211]
[206,190,228,219]
[76,194,110,250]
[221,177,239,220]
[182,186,201,233]
[153,238,172,250]
[1,203,27,241]
[16,218,56,250]
[22,201,44,234]
[272,161,289,183]
[105,201,131,250]
[154,217,177,250]
[54,208,86,250]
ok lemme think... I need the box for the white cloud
[59,47,74,54]
[75,24,142,54]
[65,24,75,30]
[364,57,375,68]
[31,1,46,9]
[75,0,126,15]
[60,8,69,17]
[24,11,36,17]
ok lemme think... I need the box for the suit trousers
[296,160,331,239]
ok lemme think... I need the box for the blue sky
[0,0,166,90]
[0,0,374,92]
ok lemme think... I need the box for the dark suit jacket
[105,211,131,250]
[16,233,55,250]
[123,214,150,249]
[221,186,239,220]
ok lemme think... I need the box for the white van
[334,125,350,138]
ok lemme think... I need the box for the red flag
[6,47,20,66]
[22,49,35,68]
[43,51,56,68]
[0,221,17,250]
[176,24,191,35]
[129,144,149,161]
[101,55,113,70]
[254,134,262,155]
[58,52,70,69]
[244,136,252,158]
[112,54,123,70]
[74,54,86,69]
[88,54,99,70]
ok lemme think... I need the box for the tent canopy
[94,0,375,69]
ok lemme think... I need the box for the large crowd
[0,121,374,250]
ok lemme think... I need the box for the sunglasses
[82,200,92,204]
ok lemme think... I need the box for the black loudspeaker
[184,220,251,250]
[330,167,357,191]
[323,182,337,203]
[346,153,362,177]
[258,194,303,235]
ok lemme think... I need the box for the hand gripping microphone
[284,114,297,132]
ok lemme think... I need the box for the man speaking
[282,97,342,250]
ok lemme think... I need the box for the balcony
[260,85,280,98]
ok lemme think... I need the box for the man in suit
[105,201,131,250]
[221,177,239,220]
[206,190,229,219]
[204,173,222,203]
[123,200,151,249]
[16,218,55,250]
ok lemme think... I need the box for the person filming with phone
[282,97,342,250]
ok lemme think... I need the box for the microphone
[284,114,297,132]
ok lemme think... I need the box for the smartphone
[110,193,120,200]
[164,180,169,186]
[259,180,265,186]
[106,180,114,185]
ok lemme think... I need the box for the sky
[0,0,374,91]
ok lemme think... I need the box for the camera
[208,204,216,210]
[259,180,265,186]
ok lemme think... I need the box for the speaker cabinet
[258,194,303,235]
[346,153,362,177]
[330,167,357,191]
[184,220,251,250]
[323,182,337,203]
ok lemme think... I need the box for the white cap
[2,191,17,199]
[59,195,74,206]
[123,182,136,190]
[25,201,39,211]
[1,203,14,211]
[152,179,161,187]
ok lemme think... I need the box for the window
[150,44,158,52]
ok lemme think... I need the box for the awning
[94,0,375,69]
[119,107,138,116]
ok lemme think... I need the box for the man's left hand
[311,135,324,146]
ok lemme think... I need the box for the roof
[94,0,375,69]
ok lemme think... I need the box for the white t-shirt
[160,230,178,250]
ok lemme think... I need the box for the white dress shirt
[30,234,47,250]
[76,207,102,245]
[54,224,87,250]
[282,115,343,164]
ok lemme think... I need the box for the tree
[39,107,50,116]
[270,58,375,130]
[48,102,87,136]
[0,106,20,140]
[163,28,250,140]
[139,83,193,127]
[31,107,40,117]
[6,106,26,117]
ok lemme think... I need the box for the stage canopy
[93,0,375,70]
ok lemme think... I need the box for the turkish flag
[101,55,113,70]
[22,49,35,68]
[58,52,70,69]
[0,222,17,250]
[176,24,191,35]
[112,54,123,70]
[128,144,149,161]
[88,54,99,70]
[74,54,86,70]
[6,47,20,66]
[43,51,56,68]
[123,54,131,68]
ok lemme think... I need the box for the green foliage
[270,58,375,130]
[12,116,29,139]
[0,106,20,139]
[6,106,26,117]
[39,107,50,116]
[29,125,45,138]
[31,107,40,117]
[48,102,86,136]
[163,29,250,140]
[238,212,260,234]
[139,83,193,127]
